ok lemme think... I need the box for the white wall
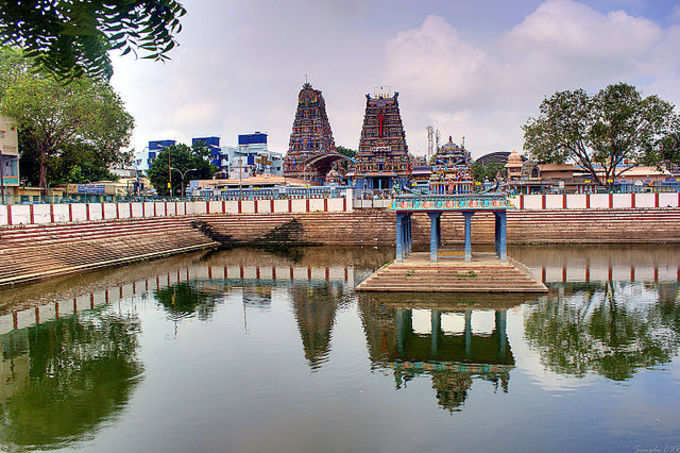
[546,194,563,209]
[1,193,674,227]
[33,204,51,223]
[309,199,324,212]
[10,205,30,224]
[88,203,102,221]
[523,195,542,210]
[590,194,609,209]
[291,199,307,213]
[660,193,677,208]
[53,204,69,223]
[612,193,630,209]
[569,194,586,209]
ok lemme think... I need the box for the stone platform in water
[356,252,548,293]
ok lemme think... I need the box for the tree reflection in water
[155,282,224,321]
[524,282,680,380]
[0,310,143,451]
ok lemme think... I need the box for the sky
[110,0,680,160]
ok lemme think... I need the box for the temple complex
[283,83,338,184]
[429,136,473,194]
[353,89,411,191]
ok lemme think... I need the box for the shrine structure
[283,83,351,184]
[353,89,411,191]
[429,136,473,194]
[356,193,547,293]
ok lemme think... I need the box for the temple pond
[1,245,680,452]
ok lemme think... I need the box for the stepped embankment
[1,207,680,286]
[0,216,218,286]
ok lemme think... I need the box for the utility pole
[239,154,243,200]
[167,148,172,197]
[171,167,198,200]
[0,152,5,205]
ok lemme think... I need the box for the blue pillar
[463,212,474,262]
[431,309,441,355]
[498,211,507,262]
[397,309,406,355]
[496,310,507,359]
[428,212,441,263]
[464,311,472,358]
[437,215,442,247]
[494,212,500,258]
[395,212,405,262]
[407,214,412,255]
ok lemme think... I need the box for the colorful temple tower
[353,89,410,190]
[283,83,336,183]
[429,136,473,194]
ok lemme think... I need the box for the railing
[202,186,350,201]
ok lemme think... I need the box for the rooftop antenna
[462,136,465,148]
[435,129,441,153]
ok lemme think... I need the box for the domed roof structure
[505,150,524,168]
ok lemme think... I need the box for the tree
[471,161,503,183]
[335,145,356,172]
[0,1,186,81]
[523,83,680,186]
[0,55,134,189]
[147,143,217,197]
[336,145,357,159]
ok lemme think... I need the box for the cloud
[384,0,680,157]
[111,0,680,160]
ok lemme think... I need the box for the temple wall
[193,208,680,247]
[1,207,680,287]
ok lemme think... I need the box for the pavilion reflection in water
[359,295,518,412]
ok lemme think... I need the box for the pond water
[1,245,680,453]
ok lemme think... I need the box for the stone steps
[0,217,218,285]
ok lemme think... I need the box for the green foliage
[336,145,357,159]
[147,143,217,196]
[0,313,143,450]
[523,83,680,185]
[524,283,680,381]
[471,161,503,183]
[0,49,133,188]
[155,282,222,321]
[335,145,357,171]
[0,1,186,81]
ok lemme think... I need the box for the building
[233,133,283,179]
[192,136,221,168]
[0,115,19,202]
[354,89,411,191]
[134,140,176,173]
[429,136,473,194]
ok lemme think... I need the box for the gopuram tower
[283,82,336,183]
[354,88,410,191]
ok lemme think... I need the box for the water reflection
[0,246,679,452]
[0,310,143,452]
[290,286,340,371]
[359,294,520,412]
[155,282,224,321]
[524,281,680,380]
